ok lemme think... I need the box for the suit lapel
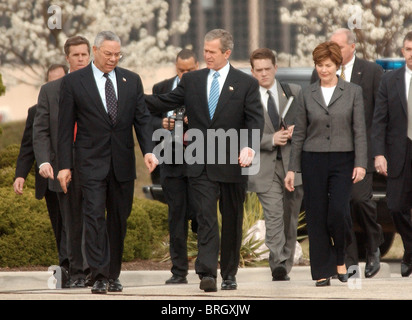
[80,64,112,125]
[328,77,344,107]
[311,80,328,110]
[277,81,288,118]
[350,57,363,85]
[396,67,408,116]
[210,66,237,124]
[115,67,127,124]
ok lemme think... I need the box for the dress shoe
[70,278,86,288]
[365,248,380,278]
[91,279,108,294]
[315,278,330,287]
[85,273,94,287]
[199,276,217,292]
[221,275,237,290]
[165,275,188,284]
[337,273,348,283]
[59,266,71,288]
[272,262,288,281]
[108,278,123,292]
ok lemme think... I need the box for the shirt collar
[209,61,230,78]
[344,54,356,68]
[92,61,116,79]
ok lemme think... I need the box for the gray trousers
[256,160,304,274]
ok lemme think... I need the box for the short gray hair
[204,29,234,53]
[331,28,356,44]
[94,31,121,47]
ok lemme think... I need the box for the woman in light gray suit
[285,41,367,286]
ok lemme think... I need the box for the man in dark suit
[146,29,264,292]
[151,49,199,285]
[33,36,91,288]
[372,31,412,277]
[57,31,157,294]
[14,64,68,278]
[311,28,384,278]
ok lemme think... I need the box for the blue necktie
[104,73,117,125]
[208,71,220,119]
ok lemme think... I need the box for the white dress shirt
[337,54,356,81]
[405,65,412,101]
[207,61,230,99]
[92,62,118,112]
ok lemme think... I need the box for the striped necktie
[340,65,346,80]
[208,71,220,119]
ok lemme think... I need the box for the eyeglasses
[99,47,123,59]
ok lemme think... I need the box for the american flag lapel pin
[229,86,234,91]
[123,77,127,82]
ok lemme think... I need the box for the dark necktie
[267,90,279,131]
[104,73,117,125]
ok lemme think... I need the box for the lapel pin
[123,77,127,82]
[229,86,234,91]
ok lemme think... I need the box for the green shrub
[0,144,20,169]
[0,187,58,267]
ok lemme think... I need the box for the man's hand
[57,169,72,194]
[162,117,175,131]
[374,155,388,176]
[238,147,255,167]
[273,128,289,146]
[144,153,159,173]
[13,177,25,195]
[39,163,54,179]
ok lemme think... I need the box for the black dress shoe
[199,276,217,292]
[337,273,348,283]
[221,275,237,290]
[365,248,381,278]
[108,278,123,292]
[91,279,108,294]
[272,262,288,281]
[165,275,188,284]
[315,278,330,287]
[70,278,86,288]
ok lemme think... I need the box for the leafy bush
[0,187,58,267]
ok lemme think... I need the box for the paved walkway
[0,262,410,301]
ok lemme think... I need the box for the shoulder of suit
[41,77,63,91]
[355,56,383,72]
[153,76,175,88]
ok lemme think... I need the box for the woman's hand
[352,167,366,184]
[284,171,295,192]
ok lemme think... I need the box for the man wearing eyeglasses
[57,31,158,294]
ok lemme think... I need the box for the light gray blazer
[248,81,303,193]
[289,77,367,172]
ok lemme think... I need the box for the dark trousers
[346,172,384,266]
[56,165,86,280]
[386,139,412,259]
[302,151,354,280]
[44,188,67,267]
[162,176,191,277]
[190,171,246,279]
[81,163,134,281]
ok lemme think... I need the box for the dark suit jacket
[311,57,383,171]
[15,105,48,200]
[57,63,153,183]
[372,66,408,178]
[33,78,64,192]
[151,76,187,180]
[290,77,367,172]
[145,65,264,183]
